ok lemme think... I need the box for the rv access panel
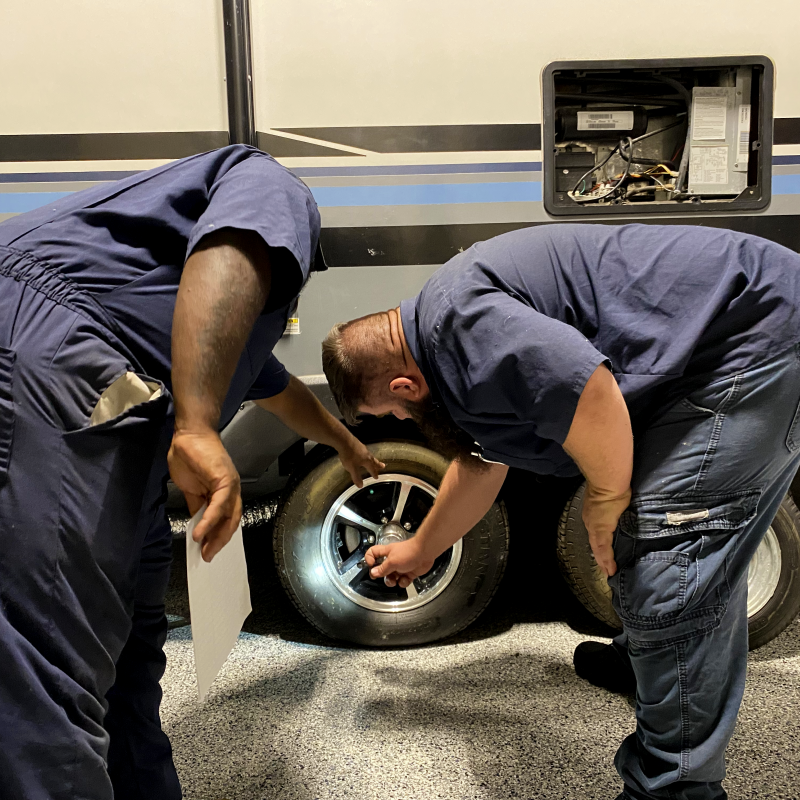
[542,56,773,217]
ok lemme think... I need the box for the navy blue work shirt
[0,145,321,427]
[400,224,800,476]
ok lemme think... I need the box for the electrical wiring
[568,137,634,204]
[650,74,693,192]
[647,164,678,176]
[628,113,687,144]
[647,173,671,189]
[617,114,687,168]
[568,113,687,203]
[625,184,674,198]
[569,143,621,195]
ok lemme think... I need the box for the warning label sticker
[577,111,634,131]
[692,93,728,140]
[690,146,729,185]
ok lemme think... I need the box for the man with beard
[321,223,800,800]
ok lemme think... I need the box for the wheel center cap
[378,522,408,546]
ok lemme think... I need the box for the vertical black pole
[222,0,257,146]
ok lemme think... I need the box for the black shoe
[573,641,636,694]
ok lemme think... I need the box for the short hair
[322,321,364,425]
[322,314,399,425]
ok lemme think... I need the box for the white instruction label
[690,146,729,185]
[284,317,301,335]
[735,104,751,171]
[577,111,634,131]
[692,92,728,140]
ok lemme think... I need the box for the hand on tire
[337,439,385,488]
[365,538,436,588]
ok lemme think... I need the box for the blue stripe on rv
[0,192,72,212]
[1,174,800,213]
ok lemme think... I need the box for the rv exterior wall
[250,0,797,129]
[0,0,227,136]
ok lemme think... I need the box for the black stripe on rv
[0,132,365,161]
[0,132,230,162]
[272,124,542,153]
[1,120,798,161]
[276,119,800,152]
[775,118,800,146]
[321,215,800,267]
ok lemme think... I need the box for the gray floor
[162,490,800,800]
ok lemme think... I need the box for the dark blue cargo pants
[609,345,800,800]
[0,250,181,799]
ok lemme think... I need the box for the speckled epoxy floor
[161,479,800,800]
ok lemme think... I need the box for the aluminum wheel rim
[321,473,462,613]
[747,526,782,617]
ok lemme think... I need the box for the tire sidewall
[747,498,800,649]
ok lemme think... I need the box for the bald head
[322,308,425,424]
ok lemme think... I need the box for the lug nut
[403,522,412,531]
[381,517,388,524]
[368,535,375,544]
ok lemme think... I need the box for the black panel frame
[541,56,774,218]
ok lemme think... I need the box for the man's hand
[582,484,631,578]
[255,377,385,487]
[168,429,243,563]
[365,537,435,588]
[336,438,384,488]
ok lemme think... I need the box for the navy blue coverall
[0,145,321,799]
[400,224,800,800]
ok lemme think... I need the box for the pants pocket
[612,490,761,647]
[0,346,16,487]
[618,551,689,619]
[619,489,760,539]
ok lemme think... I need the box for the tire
[273,441,510,646]
[557,484,800,649]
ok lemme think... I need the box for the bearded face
[402,393,487,469]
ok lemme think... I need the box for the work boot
[573,640,636,694]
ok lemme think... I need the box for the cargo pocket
[619,488,760,539]
[0,346,15,487]
[613,489,760,647]
[618,551,690,620]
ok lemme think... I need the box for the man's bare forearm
[172,230,272,432]
[255,376,351,449]
[415,459,508,558]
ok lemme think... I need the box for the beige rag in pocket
[90,372,162,426]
